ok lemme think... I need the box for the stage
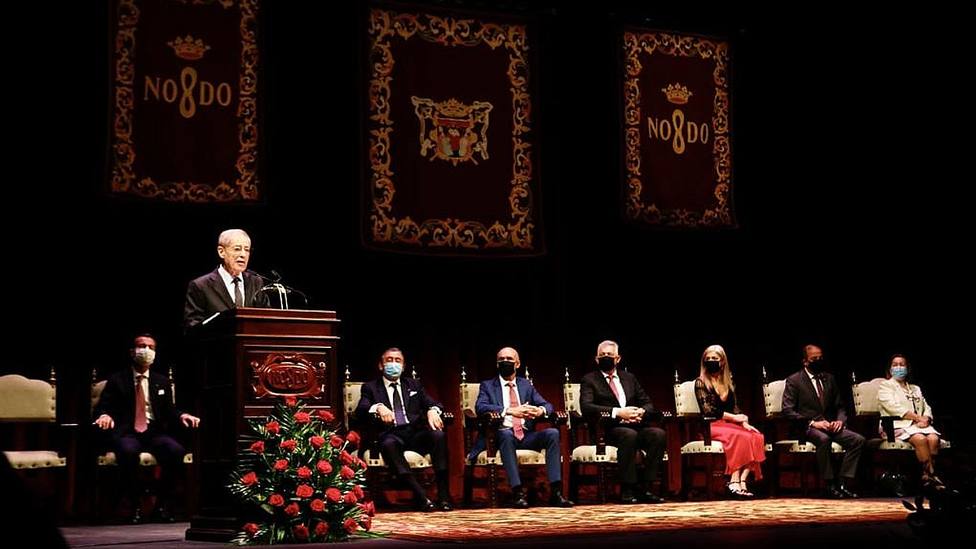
[60,498,928,547]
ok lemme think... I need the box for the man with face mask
[183,228,270,329]
[93,334,201,523]
[472,347,574,508]
[782,344,865,498]
[579,340,666,503]
[354,348,452,511]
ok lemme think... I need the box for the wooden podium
[184,308,340,542]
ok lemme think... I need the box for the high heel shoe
[726,481,746,499]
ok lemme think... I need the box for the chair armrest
[880,416,898,442]
[440,411,455,427]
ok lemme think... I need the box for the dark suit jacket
[781,369,849,424]
[183,269,269,328]
[469,376,555,459]
[354,377,442,435]
[579,369,656,422]
[94,368,184,435]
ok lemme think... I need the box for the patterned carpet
[373,498,908,542]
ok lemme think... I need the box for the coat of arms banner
[108,0,261,202]
[365,8,542,254]
[622,29,735,228]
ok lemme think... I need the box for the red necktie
[815,376,826,407]
[607,373,622,404]
[507,382,524,440]
[134,374,148,433]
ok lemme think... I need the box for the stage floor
[61,498,924,548]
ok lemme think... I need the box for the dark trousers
[497,427,561,487]
[113,427,186,504]
[378,426,448,475]
[805,427,864,481]
[609,425,666,485]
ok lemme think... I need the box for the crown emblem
[661,83,692,105]
[167,35,211,61]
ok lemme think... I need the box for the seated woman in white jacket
[877,354,944,488]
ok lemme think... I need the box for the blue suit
[471,376,562,487]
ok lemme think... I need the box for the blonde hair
[698,344,733,392]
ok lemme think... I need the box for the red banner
[365,8,542,254]
[108,0,261,202]
[622,30,735,227]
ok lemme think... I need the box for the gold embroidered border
[109,0,260,202]
[367,9,535,250]
[623,31,733,227]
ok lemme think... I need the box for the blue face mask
[891,366,908,381]
[383,361,403,379]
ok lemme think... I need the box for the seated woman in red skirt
[694,344,766,498]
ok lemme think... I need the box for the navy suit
[183,269,269,328]
[579,369,666,485]
[782,368,864,481]
[94,368,189,503]
[354,377,448,476]
[472,376,562,487]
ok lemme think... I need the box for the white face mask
[133,347,155,367]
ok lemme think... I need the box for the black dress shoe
[416,498,437,512]
[822,485,845,499]
[548,491,575,508]
[638,491,665,504]
[836,484,858,499]
[620,490,639,504]
[129,508,143,524]
[435,499,454,511]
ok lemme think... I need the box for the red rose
[359,515,372,531]
[318,410,335,422]
[292,524,309,540]
[310,498,325,512]
[273,459,289,471]
[285,396,298,407]
[339,450,355,465]
[249,440,265,453]
[284,502,300,516]
[296,484,314,498]
[280,439,297,452]
[346,431,361,446]
[316,459,333,475]
[340,465,355,480]
[325,487,342,503]
[296,466,312,479]
[265,420,280,435]
[343,517,359,534]
[330,435,344,448]
[309,435,326,449]
[294,411,311,424]
[314,521,329,536]
[343,492,358,504]
[268,494,285,507]
[359,501,376,516]
[240,471,258,486]
[357,458,369,470]
[243,522,259,536]
[352,485,364,499]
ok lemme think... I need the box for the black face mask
[497,360,516,378]
[597,356,616,372]
[704,360,722,374]
[807,358,826,374]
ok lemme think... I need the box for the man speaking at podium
[183,228,269,329]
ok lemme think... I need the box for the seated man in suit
[355,347,452,511]
[782,343,865,498]
[579,340,666,503]
[183,228,269,329]
[473,346,574,508]
[93,334,201,523]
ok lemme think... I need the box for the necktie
[815,375,826,407]
[607,374,623,405]
[507,382,525,440]
[134,374,148,433]
[232,276,243,308]
[390,383,407,426]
